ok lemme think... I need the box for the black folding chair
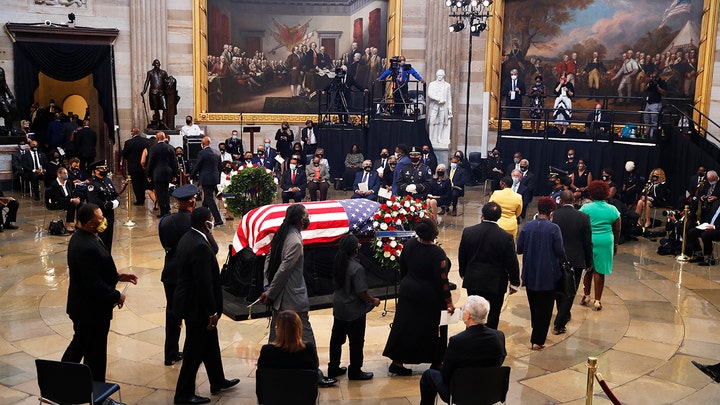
[448,366,511,405]
[256,368,318,405]
[35,359,121,405]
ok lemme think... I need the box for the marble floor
[1,182,720,404]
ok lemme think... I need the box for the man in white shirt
[179,115,203,137]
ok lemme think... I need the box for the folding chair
[35,359,121,405]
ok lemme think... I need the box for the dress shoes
[327,366,347,378]
[450,207,457,217]
[133,202,145,206]
[552,326,567,335]
[691,361,720,383]
[173,395,210,405]
[437,207,446,215]
[225,216,234,220]
[102,398,126,405]
[531,343,545,351]
[3,223,18,230]
[213,220,224,226]
[699,258,716,266]
[689,254,705,263]
[348,370,373,380]
[164,352,183,366]
[388,363,412,376]
[210,378,240,394]
[318,376,337,387]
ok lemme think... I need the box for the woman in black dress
[571,159,593,200]
[275,121,294,162]
[257,310,319,371]
[383,218,455,375]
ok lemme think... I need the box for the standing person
[551,191,594,335]
[76,120,97,173]
[258,204,336,387]
[62,203,138,383]
[489,177,523,238]
[158,185,201,367]
[580,181,621,311]
[458,202,520,329]
[328,235,380,380]
[275,121,294,166]
[396,146,432,200]
[224,130,243,164]
[553,72,574,135]
[173,208,239,404]
[122,127,149,205]
[383,218,455,375]
[146,132,178,218]
[642,71,667,138]
[300,119,318,156]
[502,68,525,131]
[528,75,546,134]
[190,136,223,226]
[87,161,120,253]
[516,197,565,350]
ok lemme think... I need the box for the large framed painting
[484,0,718,125]
[193,0,402,125]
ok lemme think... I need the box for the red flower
[388,226,396,231]
[374,213,381,219]
[390,195,397,202]
[384,216,391,223]
[383,244,391,252]
[414,216,420,222]
[380,203,387,210]
[421,203,427,209]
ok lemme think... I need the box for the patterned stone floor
[1,182,719,404]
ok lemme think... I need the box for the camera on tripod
[662,209,675,218]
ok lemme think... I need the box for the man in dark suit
[281,157,307,203]
[373,148,391,174]
[420,145,437,174]
[253,144,275,170]
[146,132,178,217]
[697,170,720,223]
[506,152,522,176]
[190,136,223,225]
[419,295,506,405]
[503,68,526,131]
[551,190,594,334]
[62,203,137,383]
[519,159,536,218]
[20,140,47,200]
[87,161,120,253]
[173,207,238,404]
[447,156,468,216]
[76,120,97,173]
[686,199,720,266]
[300,120,318,156]
[352,160,380,201]
[48,167,81,233]
[457,202,520,329]
[122,127,150,205]
[510,169,530,217]
[585,103,611,138]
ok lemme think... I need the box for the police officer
[396,146,432,200]
[87,161,120,253]
[158,184,218,367]
[224,130,244,164]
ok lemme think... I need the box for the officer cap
[90,160,108,171]
[408,146,422,156]
[172,184,199,201]
[548,172,559,180]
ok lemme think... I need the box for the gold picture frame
[484,0,718,130]
[192,0,402,125]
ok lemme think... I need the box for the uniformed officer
[397,146,432,199]
[158,184,217,367]
[224,130,244,164]
[87,160,120,253]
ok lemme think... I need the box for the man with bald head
[122,127,150,205]
[190,136,223,225]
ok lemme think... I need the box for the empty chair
[448,366,510,405]
[256,368,318,405]
[35,359,121,405]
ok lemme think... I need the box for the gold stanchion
[123,175,136,227]
[586,357,597,405]
[677,205,690,262]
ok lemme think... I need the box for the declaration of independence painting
[500,0,703,108]
[206,0,389,115]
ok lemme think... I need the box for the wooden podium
[243,126,261,151]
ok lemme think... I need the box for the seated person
[447,156,468,216]
[257,310,322,382]
[306,155,330,201]
[241,151,255,167]
[427,164,452,215]
[379,156,397,202]
[44,149,64,185]
[352,160,380,201]
[217,160,237,220]
[281,157,307,203]
[585,103,610,137]
[290,142,305,169]
[342,144,364,191]
[66,157,89,202]
[47,167,81,233]
[20,140,47,201]
[0,188,20,231]
[253,145,275,170]
[314,148,330,170]
[685,202,720,266]
[635,168,669,228]
[419,295,506,405]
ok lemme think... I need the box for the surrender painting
[206,0,389,115]
[500,0,703,106]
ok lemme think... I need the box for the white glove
[405,184,417,194]
[111,199,120,209]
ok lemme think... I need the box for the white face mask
[289,164,296,171]
[511,75,518,80]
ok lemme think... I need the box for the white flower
[390,241,397,248]
[404,201,411,208]
[389,255,396,261]
[389,236,396,241]
[373,221,379,228]
[419,211,425,218]
[395,219,402,226]
[238,166,244,171]
[410,206,416,212]
[384,213,392,219]
[376,240,383,247]
[399,209,407,215]
[273,177,279,184]
[384,251,391,258]
[391,211,398,217]
[380,223,388,230]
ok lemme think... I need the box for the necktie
[362,173,368,183]
[450,168,455,181]
[382,159,386,168]
[291,170,296,183]
[512,184,518,193]
[33,152,40,170]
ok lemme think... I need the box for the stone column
[130,0,168,132]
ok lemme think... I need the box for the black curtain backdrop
[316,119,432,179]
[14,42,115,142]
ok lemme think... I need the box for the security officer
[224,130,244,164]
[158,184,217,367]
[396,146,432,200]
[87,160,120,253]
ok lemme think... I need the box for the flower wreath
[372,195,429,270]
[222,165,278,218]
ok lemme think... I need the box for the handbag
[48,219,67,236]
[555,256,576,297]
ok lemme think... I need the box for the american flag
[659,0,691,28]
[232,199,379,255]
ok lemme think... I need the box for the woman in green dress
[579,180,621,311]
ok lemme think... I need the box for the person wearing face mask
[489,177,523,238]
[190,136,223,226]
[427,164,452,215]
[62,203,138,384]
[241,151,255,167]
[217,142,232,163]
[528,75,545,134]
[146,132,179,218]
[75,119,97,173]
[301,120,318,156]
[48,167,81,233]
[44,149,64,185]
[510,169,530,216]
[281,157,307,203]
[253,145,275,170]
[600,168,618,200]
[11,140,27,185]
[173,207,239,403]
[261,137,278,168]
[506,152,523,175]
[635,168,669,228]
[502,68,526,131]
[87,161,120,252]
[397,146,432,200]
[223,130,243,164]
[259,204,338,388]
[217,161,237,221]
[553,72,575,135]
[518,159,536,218]
[352,160,380,201]
[373,148,391,177]
[180,115,203,137]
[488,149,504,191]
[275,122,294,164]
[20,140,47,200]
[621,161,642,207]
[447,156,468,216]
[381,156,398,199]
[392,144,411,194]
[306,156,330,201]
[420,145,437,174]
[561,149,577,174]
[570,159,592,200]
[342,144,364,191]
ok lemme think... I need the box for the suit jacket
[264,147,278,163]
[519,171,536,196]
[122,135,149,173]
[305,162,330,183]
[585,110,610,131]
[146,141,178,183]
[448,166,468,197]
[301,126,317,146]
[441,324,507,383]
[76,126,97,158]
[489,188,523,237]
[48,178,75,209]
[421,153,438,173]
[281,169,307,194]
[502,78,526,106]
[252,155,275,170]
[458,221,520,293]
[190,146,221,186]
[353,170,380,196]
[373,158,390,172]
[263,229,309,312]
[173,229,223,321]
[21,150,48,174]
[11,150,25,175]
[66,228,120,322]
[552,205,594,269]
[158,209,192,285]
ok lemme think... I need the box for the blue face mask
[711,181,718,186]
[450,163,458,169]
[512,177,520,184]
[264,143,271,148]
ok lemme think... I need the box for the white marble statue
[427,69,452,145]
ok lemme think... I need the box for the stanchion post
[677,205,690,262]
[123,175,136,227]
[586,357,597,405]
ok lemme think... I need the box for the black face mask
[363,166,372,172]
[410,157,420,163]
[380,153,388,158]
[548,180,557,188]
[520,166,528,172]
[219,148,225,153]
[422,150,430,154]
[223,167,232,174]
[389,163,397,168]
[437,171,445,177]
[186,120,192,125]
[98,171,108,178]
[315,154,323,159]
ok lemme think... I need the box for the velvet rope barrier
[595,372,622,405]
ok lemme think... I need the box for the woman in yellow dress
[489,176,523,238]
